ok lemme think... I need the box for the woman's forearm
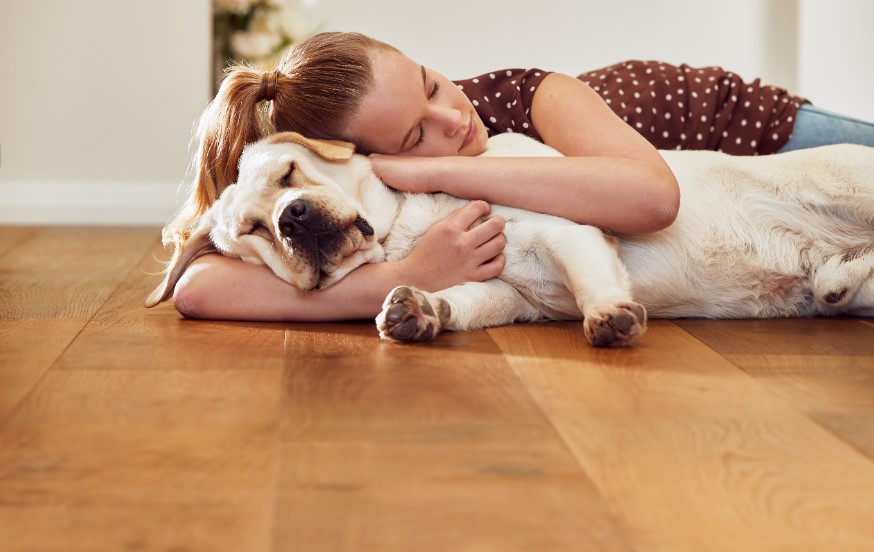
[173,254,415,322]
[374,155,679,234]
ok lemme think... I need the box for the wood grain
[0,228,286,552]
[0,226,155,424]
[489,320,874,551]
[273,323,636,551]
[3,225,874,551]
[0,318,87,421]
[0,226,156,318]
[677,318,874,460]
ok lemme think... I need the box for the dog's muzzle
[278,198,325,238]
[277,198,373,239]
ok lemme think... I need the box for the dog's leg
[813,248,874,313]
[542,225,647,347]
[376,280,542,343]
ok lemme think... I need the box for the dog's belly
[615,157,868,318]
[498,261,580,321]
[619,233,816,318]
[382,196,584,320]
[497,219,584,320]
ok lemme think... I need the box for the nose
[429,104,463,137]
[279,198,329,237]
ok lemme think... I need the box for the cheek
[473,125,489,154]
[423,139,458,157]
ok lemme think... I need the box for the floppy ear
[144,213,217,308]
[265,131,355,161]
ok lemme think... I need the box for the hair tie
[259,71,278,102]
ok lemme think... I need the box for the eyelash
[411,81,441,149]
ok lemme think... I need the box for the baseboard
[0,180,184,226]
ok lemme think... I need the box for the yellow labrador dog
[146,132,874,347]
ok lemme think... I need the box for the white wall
[797,0,874,122]
[320,0,801,91]
[0,0,211,225]
[1,0,871,225]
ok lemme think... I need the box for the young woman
[166,31,874,321]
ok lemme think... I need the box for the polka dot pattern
[453,68,549,142]
[455,62,809,156]
[578,60,809,155]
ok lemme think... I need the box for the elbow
[171,266,212,319]
[639,169,680,233]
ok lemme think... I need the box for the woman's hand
[397,200,506,291]
[370,154,438,193]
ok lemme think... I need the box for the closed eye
[246,221,274,242]
[409,81,440,150]
[280,162,295,188]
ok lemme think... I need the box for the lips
[460,116,475,151]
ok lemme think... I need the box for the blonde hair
[162,32,397,260]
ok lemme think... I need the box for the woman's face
[342,49,488,157]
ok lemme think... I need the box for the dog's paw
[812,253,862,310]
[376,286,443,343]
[583,302,647,347]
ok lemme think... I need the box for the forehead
[344,50,424,154]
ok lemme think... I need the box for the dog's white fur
[147,132,874,347]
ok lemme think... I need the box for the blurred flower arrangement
[212,0,322,93]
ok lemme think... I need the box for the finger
[368,154,387,180]
[474,233,506,264]
[474,253,506,281]
[451,200,491,229]
[467,215,505,245]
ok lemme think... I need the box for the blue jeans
[778,104,874,152]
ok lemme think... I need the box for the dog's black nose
[287,198,307,218]
[279,198,313,238]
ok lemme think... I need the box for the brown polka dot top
[455,62,809,155]
[454,69,548,142]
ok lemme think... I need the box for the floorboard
[677,318,874,460]
[490,321,874,550]
[2,225,873,551]
[273,324,636,551]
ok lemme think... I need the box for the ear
[144,213,217,308]
[266,131,355,161]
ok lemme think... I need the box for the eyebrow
[399,65,428,153]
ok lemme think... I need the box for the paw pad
[584,302,647,348]
[376,286,441,343]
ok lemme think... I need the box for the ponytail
[160,32,398,281]
[162,64,271,255]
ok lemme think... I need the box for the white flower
[230,29,280,59]
[265,0,321,9]
[214,0,255,14]
[276,0,321,40]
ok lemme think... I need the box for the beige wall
[1,0,871,225]
[321,0,801,91]
[797,0,874,121]
[0,0,211,224]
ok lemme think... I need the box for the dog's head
[146,132,393,307]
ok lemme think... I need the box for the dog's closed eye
[280,162,295,188]
[245,221,274,242]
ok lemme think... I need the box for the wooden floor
[2,226,874,551]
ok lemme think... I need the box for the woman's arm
[371,73,680,234]
[172,200,506,320]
